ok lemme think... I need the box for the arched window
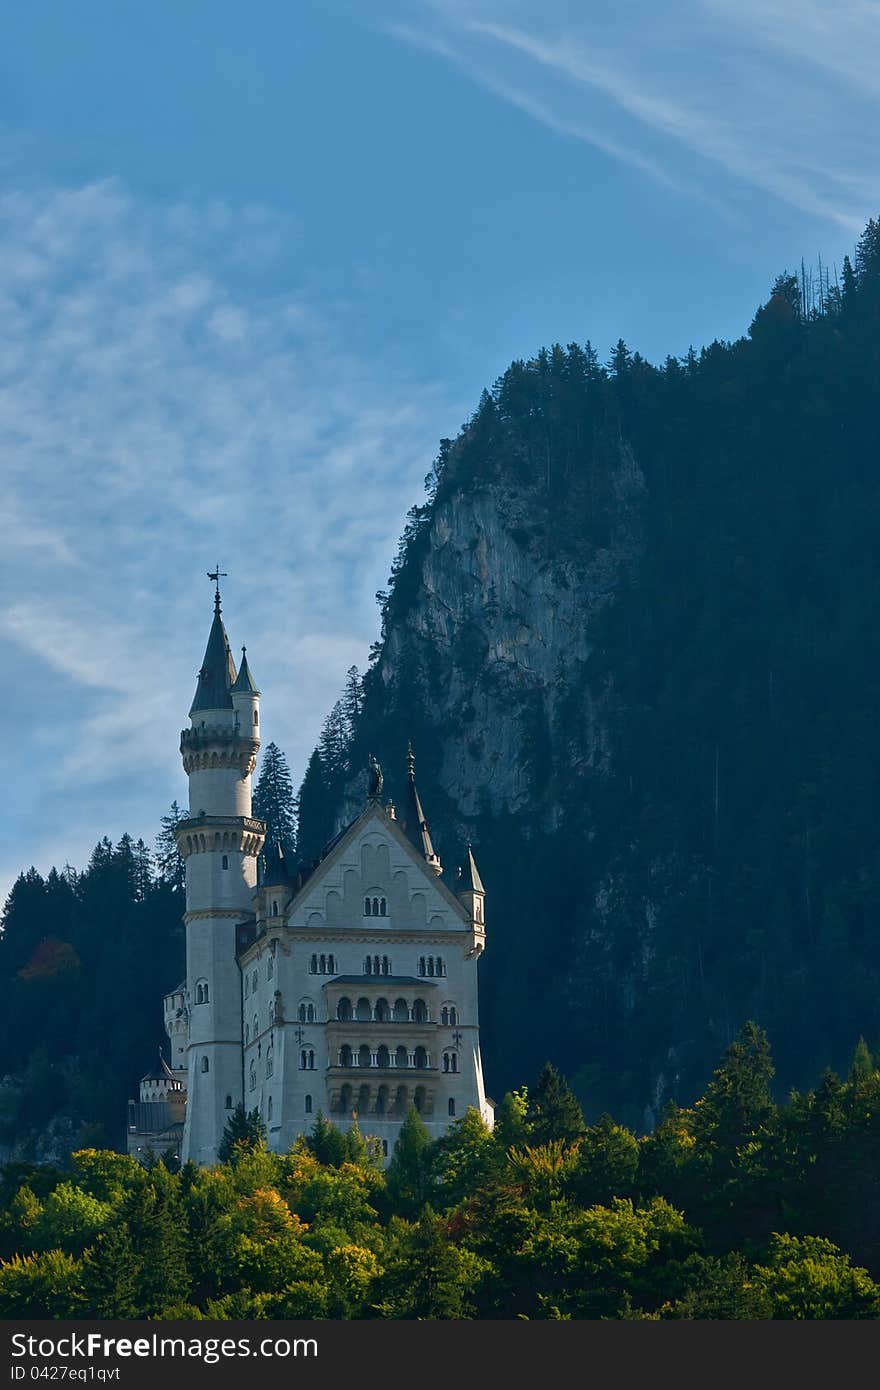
[394,1084,408,1114]
[412,998,428,1024]
[305,1094,312,1114]
[251,971,258,994]
[375,998,390,1023]
[372,897,380,916]
[340,1084,352,1114]
[364,897,372,916]
[395,1044,408,1069]
[300,1049,307,1070]
[268,955,274,979]
[392,997,408,1023]
[376,1084,388,1115]
[254,709,259,726]
[195,980,209,1004]
[414,1085,426,1113]
[308,1050,315,1070]
[319,954,326,974]
[244,974,249,998]
[328,955,335,974]
[355,997,371,1022]
[382,1139,389,1157]
[414,1046,428,1070]
[222,854,228,870]
[451,1053,458,1073]
[249,1061,256,1090]
[418,957,426,977]
[357,1083,370,1113]
[252,1014,258,1039]
[448,1098,456,1117]
[267,1095,273,1121]
[443,1053,449,1073]
[427,957,435,977]
[450,1007,458,1026]
[339,1044,352,1067]
[358,1044,371,1068]
[380,898,387,916]
[441,1007,449,1026]
[309,954,317,974]
[364,956,372,975]
[225,1094,233,1109]
[201,1056,209,1073]
[373,955,380,975]
[266,1046,274,1077]
[337,997,352,1022]
[377,1044,390,1068]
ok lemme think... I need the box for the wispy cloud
[0,180,455,901]
[387,0,880,229]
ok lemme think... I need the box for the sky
[2,0,878,903]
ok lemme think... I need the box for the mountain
[298,223,880,1128]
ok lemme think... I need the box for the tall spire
[401,741,441,874]
[231,645,260,694]
[189,575,237,715]
[458,842,484,895]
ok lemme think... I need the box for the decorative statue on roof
[368,753,384,802]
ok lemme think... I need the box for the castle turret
[176,579,265,1165]
[457,844,486,957]
[400,742,442,875]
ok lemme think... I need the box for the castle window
[376,1085,388,1114]
[372,897,380,916]
[225,1094,233,1109]
[253,1014,258,1039]
[245,1025,250,1044]
[251,971,257,994]
[337,997,352,1022]
[375,997,390,1023]
[356,997,371,1022]
[450,1007,457,1026]
[418,957,426,977]
[414,1046,428,1070]
[319,954,326,974]
[244,975,249,998]
[382,1139,389,1157]
[308,1050,315,1070]
[309,954,317,975]
[448,1098,456,1117]
[427,957,435,977]
[358,1044,371,1068]
[364,956,372,975]
[328,955,335,974]
[267,1096,273,1121]
[382,955,389,974]
[451,1053,458,1073]
[254,710,259,726]
[377,1044,390,1067]
[395,1044,408,1069]
[357,1083,370,1113]
[340,1044,352,1067]
[267,954,274,979]
[249,1061,256,1091]
[300,1050,307,1070]
[392,997,408,1023]
[201,1057,209,1073]
[299,1001,315,1023]
[266,1046,274,1077]
[443,1053,449,1073]
[195,980,209,1004]
[364,897,372,916]
[380,898,387,916]
[414,1085,426,1113]
[272,901,278,917]
[441,1007,449,1026]
[222,855,228,870]
[305,1094,312,1114]
[412,998,428,1024]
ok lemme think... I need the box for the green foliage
[252,742,298,860]
[752,1233,880,1319]
[217,1105,267,1165]
[384,1106,434,1218]
[527,1062,586,1144]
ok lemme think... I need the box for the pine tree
[527,1062,585,1145]
[849,1037,874,1086]
[252,742,297,859]
[218,1104,267,1164]
[155,801,187,892]
[385,1106,434,1218]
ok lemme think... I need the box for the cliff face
[375,447,642,826]
[300,255,880,1126]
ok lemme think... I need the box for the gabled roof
[190,594,237,715]
[285,801,470,925]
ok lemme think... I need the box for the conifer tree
[252,742,297,859]
[385,1106,434,1217]
[527,1062,586,1145]
[155,800,187,892]
[218,1104,267,1164]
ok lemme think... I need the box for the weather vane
[207,564,228,611]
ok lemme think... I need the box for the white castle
[128,582,492,1165]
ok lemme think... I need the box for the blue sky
[2,0,878,902]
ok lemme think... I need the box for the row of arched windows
[335,996,428,1023]
[440,1006,458,1026]
[363,897,387,916]
[309,954,336,975]
[337,1043,439,1069]
[364,955,391,975]
[335,1083,454,1119]
[298,1002,316,1022]
[418,956,446,977]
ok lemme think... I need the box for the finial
[207,564,228,614]
[242,644,247,654]
[407,740,416,781]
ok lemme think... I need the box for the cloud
[0,180,455,902]
[387,0,880,230]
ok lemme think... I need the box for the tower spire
[207,564,227,615]
[401,741,441,874]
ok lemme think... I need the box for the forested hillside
[297,221,880,1125]
[3,1029,880,1320]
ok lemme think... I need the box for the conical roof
[190,592,237,715]
[458,844,485,895]
[231,645,260,694]
[141,1050,177,1083]
[401,742,438,864]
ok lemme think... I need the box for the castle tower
[176,579,265,1164]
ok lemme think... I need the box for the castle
[127,581,492,1164]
